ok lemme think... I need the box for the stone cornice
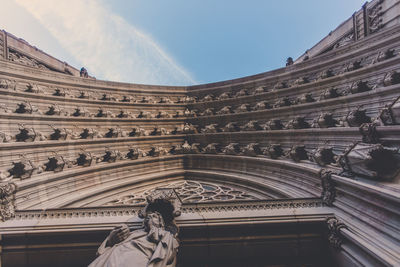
[0,134,186,151]
[11,198,324,220]
[0,88,186,108]
[187,83,399,123]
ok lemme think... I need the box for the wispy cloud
[14,0,196,85]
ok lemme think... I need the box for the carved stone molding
[319,169,336,206]
[326,217,347,249]
[0,181,17,221]
[12,198,324,220]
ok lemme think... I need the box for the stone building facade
[0,0,399,266]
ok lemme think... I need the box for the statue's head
[144,211,165,231]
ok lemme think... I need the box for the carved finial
[326,217,346,249]
[0,181,17,221]
[319,169,336,206]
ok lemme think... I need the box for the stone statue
[89,190,180,267]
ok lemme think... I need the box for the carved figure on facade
[126,146,146,159]
[222,143,241,155]
[15,124,37,142]
[7,155,35,179]
[222,122,240,132]
[129,127,148,137]
[89,189,180,267]
[286,145,308,162]
[292,77,309,86]
[263,144,284,159]
[0,180,17,222]
[158,97,173,104]
[155,111,171,119]
[359,123,379,143]
[273,97,292,108]
[339,142,400,180]
[318,69,334,80]
[343,108,371,127]
[201,94,214,102]
[273,82,288,90]
[319,169,336,206]
[0,131,12,143]
[201,108,215,116]
[77,91,91,99]
[376,97,400,125]
[203,143,221,154]
[45,104,63,116]
[218,92,230,100]
[235,104,250,113]
[181,123,197,134]
[79,127,103,139]
[368,0,384,34]
[383,70,400,86]
[72,106,91,117]
[253,86,267,95]
[38,152,65,173]
[216,106,233,115]
[97,147,124,163]
[15,101,37,114]
[319,87,342,100]
[264,119,284,130]
[349,81,373,94]
[241,143,262,156]
[373,49,396,63]
[49,125,70,140]
[310,147,336,166]
[241,120,262,131]
[285,116,310,129]
[297,93,315,104]
[345,60,362,72]
[0,79,17,90]
[312,113,340,128]
[235,89,248,97]
[326,217,346,249]
[201,124,219,133]
[137,111,153,119]
[183,108,197,117]
[25,83,44,94]
[75,149,94,167]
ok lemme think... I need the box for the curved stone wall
[0,1,399,266]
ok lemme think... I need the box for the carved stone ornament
[0,180,17,221]
[264,119,284,130]
[339,142,400,180]
[241,120,263,131]
[201,94,214,102]
[319,169,336,206]
[201,108,215,116]
[222,122,240,132]
[286,116,310,129]
[203,143,221,154]
[263,144,284,159]
[319,87,341,100]
[359,123,379,143]
[241,143,262,156]
[349,81,372,94]
[254,86,267,95]
[218,92,230,100]
[311,147,336,166]
[222,143,241,155]
[383,71,400,87]
[345,108,371,127]
[253,101,271,111]
[89,189,180,267]
[313,113,339,128]
[287,145,308,162]
[201,124,219,133]
[326,217,346,249]
[217,106,233,115]
[378,97,400,125]
[8,155,35,179]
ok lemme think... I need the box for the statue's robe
[89,227,179,267]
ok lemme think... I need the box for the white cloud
[14,0,196,85]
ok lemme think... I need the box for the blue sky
[1,0,366,85]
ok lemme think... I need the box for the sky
[0,0,366,86]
